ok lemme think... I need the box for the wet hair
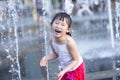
[51,12,72,36]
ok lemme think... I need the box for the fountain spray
[42,0,49,80]
[6,0,22,80]
[115,0,120,39]
[107,0,115,48]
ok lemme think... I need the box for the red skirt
[61,62,85,80]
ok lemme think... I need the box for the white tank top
[52,38,83,71]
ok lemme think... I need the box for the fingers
[56,73,63,80]
[57,75,62,80]
[40,56,47,67]
[54,76,62,80]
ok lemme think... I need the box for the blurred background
[0,0,120,80]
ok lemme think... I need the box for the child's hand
[56,71,65,80]
[40,56,47,67]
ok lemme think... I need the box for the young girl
[40,12,85,80]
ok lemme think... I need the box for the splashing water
[65,0,73,14]
[43,20,49,80]
[0,0,22,80]
[115,1,120,39]
[42,0,50,79]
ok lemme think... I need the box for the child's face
[51,18,70,38]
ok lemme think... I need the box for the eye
[54,20,60,24]
[55,22,57,24]
[55,22,59,24]
[61,23,65,26]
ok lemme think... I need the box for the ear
[67,28,70,33]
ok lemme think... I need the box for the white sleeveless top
[52,38,82,71]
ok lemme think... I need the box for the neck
[54,35,68,44]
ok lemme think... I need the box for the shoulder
[66,36,77,48]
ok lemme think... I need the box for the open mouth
[55,29,61,33]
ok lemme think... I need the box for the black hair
[51,12,72,36]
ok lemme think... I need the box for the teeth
[55,29,61,33]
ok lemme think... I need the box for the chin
[54,34,61,38]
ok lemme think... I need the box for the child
[40,12,85,80]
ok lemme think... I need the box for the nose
[56,24,61,28]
